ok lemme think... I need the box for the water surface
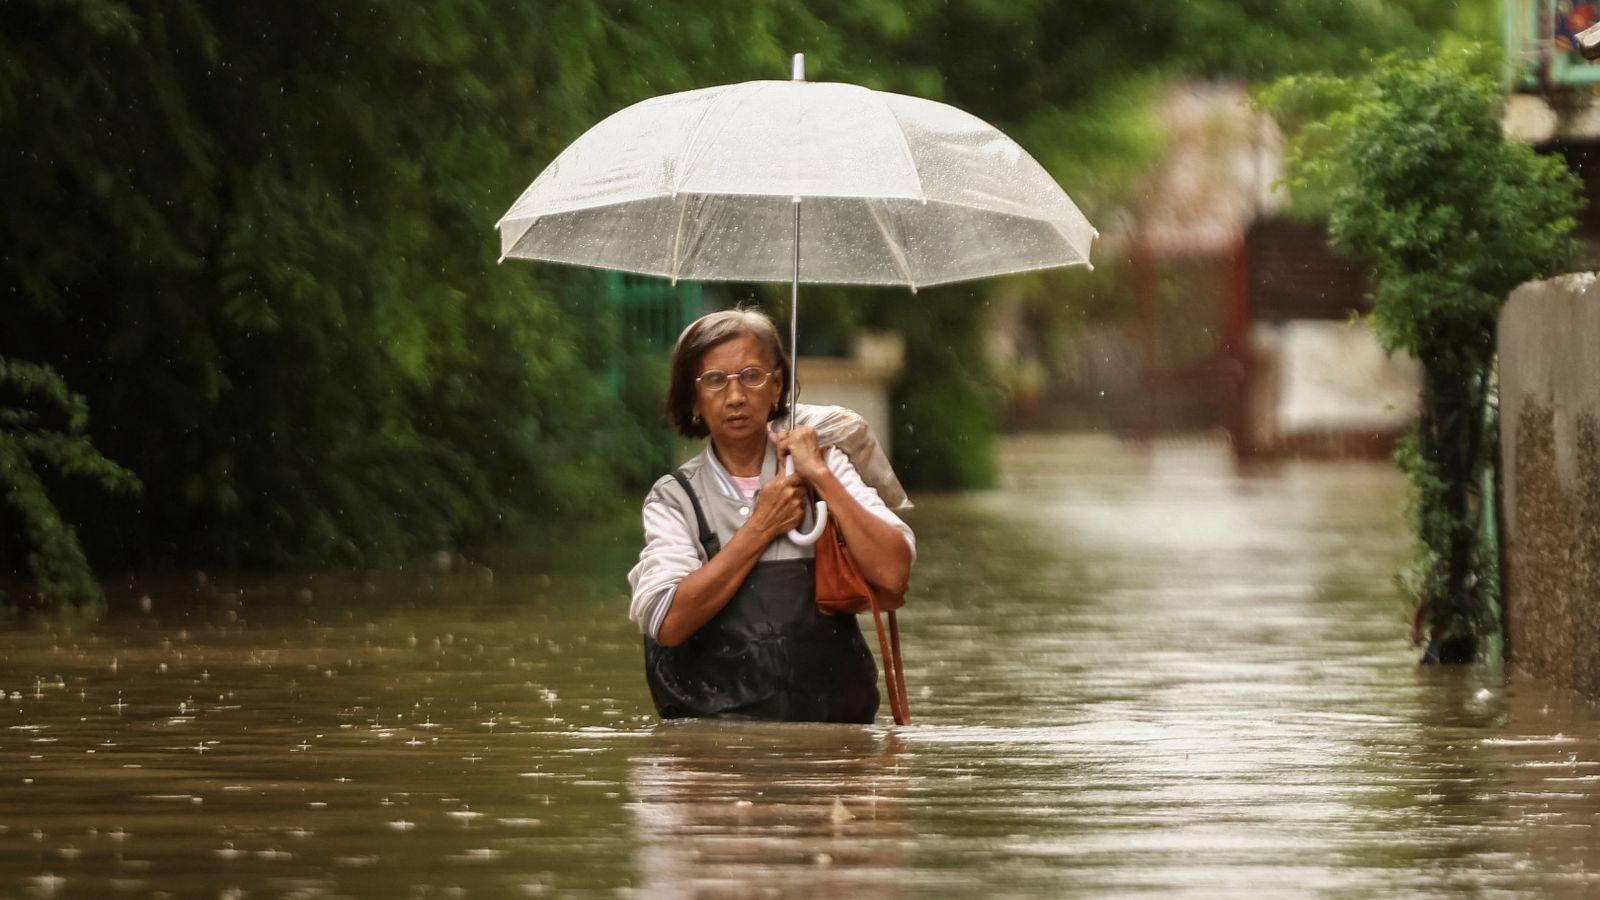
[3,435,1598,898]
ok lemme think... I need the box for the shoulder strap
[670,469,722,558]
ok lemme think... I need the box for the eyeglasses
[696,366,773,392]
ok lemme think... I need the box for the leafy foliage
[0,1,810,578]
[885,286,1002,490]
[0,359,139,605]
[0,0,1496,598]
[1265,48,1581,365]
[1264,48,1584,649]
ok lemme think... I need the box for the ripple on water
[4,437,1600,896]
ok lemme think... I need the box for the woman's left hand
[776,424,911,596]
[771,425,829,484]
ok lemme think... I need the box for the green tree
[0,0,1503,599]
[1263,47,1584,660]
[0,0,827,580]
[0,359,139,606]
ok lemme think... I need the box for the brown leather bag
[814,517,910,725]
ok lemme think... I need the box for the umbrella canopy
[496,58,1095,546]
[497,71,1096,290]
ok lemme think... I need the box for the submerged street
[3,435,1597,898]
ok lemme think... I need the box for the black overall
[643,470,880,723]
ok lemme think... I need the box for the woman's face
[693,334,783,449]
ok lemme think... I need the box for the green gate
[598,271,704,401]
[604,271,703,353]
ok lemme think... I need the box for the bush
[1263,46,1584,654]
[0,359,139,606]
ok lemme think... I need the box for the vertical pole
[790,199,800,433]
[789,51,805,434]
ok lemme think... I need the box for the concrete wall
[1500,273,1600,691]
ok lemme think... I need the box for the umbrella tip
[792,53,805,82]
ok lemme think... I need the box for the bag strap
[833,521,911,726]
[669,469,721,559]
[868,596,911,726]
[888,611,908,725]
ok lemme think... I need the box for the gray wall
[1500,273,1600,691]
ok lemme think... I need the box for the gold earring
[692,412,702,424]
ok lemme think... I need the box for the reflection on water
[630,723,910,898]
[3,435,1600,897]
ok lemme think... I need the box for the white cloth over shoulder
[783,403,911,510]
[626,443,914,639]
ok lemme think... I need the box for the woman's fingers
[768,430,790,468]
[751,474,807,536]
[782,479,811,531]
[779,502,804,531]
[771,426,825,481]
[771,426,817,450]
[774,476,805,515]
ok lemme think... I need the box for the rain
[8,1,1600,897]
[2,441,1600,895]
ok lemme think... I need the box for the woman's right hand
[749,474,807,542]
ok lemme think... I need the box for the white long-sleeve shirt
[627,443,915,639]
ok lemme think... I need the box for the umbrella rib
[872,93,927,203]
[672,83,748,196]
[865,199,918,291]
[669,193,692,284]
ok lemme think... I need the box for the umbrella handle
[783,456,828,546]
[788,501,828,546]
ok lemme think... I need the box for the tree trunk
[1421,362,1487,661]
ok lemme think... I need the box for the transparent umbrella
[496,54,1096,540]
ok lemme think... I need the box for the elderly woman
[627,309,915,723]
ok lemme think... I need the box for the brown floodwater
[4,434,1600,898]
